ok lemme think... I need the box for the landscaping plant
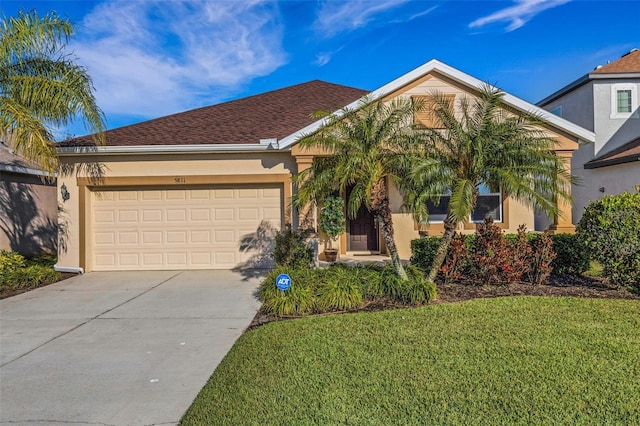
[272,227,314,269]
[1,10,105,173]
[577,191,640,290]
[257,263,436,317]
[294,96,424,280]
[409,85,574,283]
[318,195,346,261]
[549,233,589,276]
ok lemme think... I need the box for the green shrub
[4,265,60,289]
[550,233,589,276]
[316,266,363,311]
[26,253,57,267]
[410,237,440,272]
[577,192,640,289]
[258,263,436,317]
[381,265,437,305]
[259,268,316,316]
[272,227,314,268]
[318,195,346,249]
[1,251,26,285]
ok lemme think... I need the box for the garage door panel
[91,185,282,271]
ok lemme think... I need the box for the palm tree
[294,97,421,280]
[0,10,105,174]
[410,84,574,282]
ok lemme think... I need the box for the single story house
[56,59,595,273]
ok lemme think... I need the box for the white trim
[610,83,639,119]
[54,264,84,274]
[57,143,277,156]
[278,59,595,150]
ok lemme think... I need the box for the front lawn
[182,297,640,425]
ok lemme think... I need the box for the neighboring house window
[617,90,632,113]
[412,94,455,128]
[426,185,502,223]
[611,83,638,118]
[550,105,563,117]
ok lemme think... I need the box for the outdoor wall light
[61,183,70,202]
[599,187,606,193]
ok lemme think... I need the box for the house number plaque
[174,177,186,184]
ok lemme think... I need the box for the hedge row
[410,232,589,278]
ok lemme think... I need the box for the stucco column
[294,155,316,231]
[548,150,576,234]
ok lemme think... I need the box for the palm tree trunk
[371,179,408,280]
[427,215,457,282]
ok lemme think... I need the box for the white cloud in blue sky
[4,0,637,135]
[469,0,571,32]
[313,0,410,38]
[71,0,286,119]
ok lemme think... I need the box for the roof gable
[64,80,367,148]
[280,59,595,150]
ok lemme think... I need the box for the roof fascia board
[538,72,640,106]
[584,155,640,169]
[537,74,590,106]
[57,143,277,156]
[0,163,54,177]
[279,59,595,150]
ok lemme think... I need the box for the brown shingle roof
[585,136,640,169]
[63,80,368,147]
[593,49,640,73]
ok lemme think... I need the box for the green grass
[182,297,640,425]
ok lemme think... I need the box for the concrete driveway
[0,270,263,426]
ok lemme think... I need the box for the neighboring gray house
[0,139,58,257]
[537,48,640,226]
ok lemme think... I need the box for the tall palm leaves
[294,97,420,280]
[0,10,105,174]
[412,84,574,282]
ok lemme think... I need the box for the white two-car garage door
[90,185,282,271]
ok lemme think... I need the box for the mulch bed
[434,275,639,304]
[0,272,76,300]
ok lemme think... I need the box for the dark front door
[349,204,378,251]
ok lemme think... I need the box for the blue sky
[2,0,639,138]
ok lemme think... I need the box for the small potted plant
[319,195,346,262]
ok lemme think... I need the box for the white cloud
[313,0,410,38]
[314,52,333,67]
[469,0,570,32]
[71,0,287,122]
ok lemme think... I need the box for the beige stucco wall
[57,151,296,270]
[1,172,57,256]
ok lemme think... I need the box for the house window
[617,90,632,113]
[425,185,502,223]
[550,105,562,117]
[611,84,638,119]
